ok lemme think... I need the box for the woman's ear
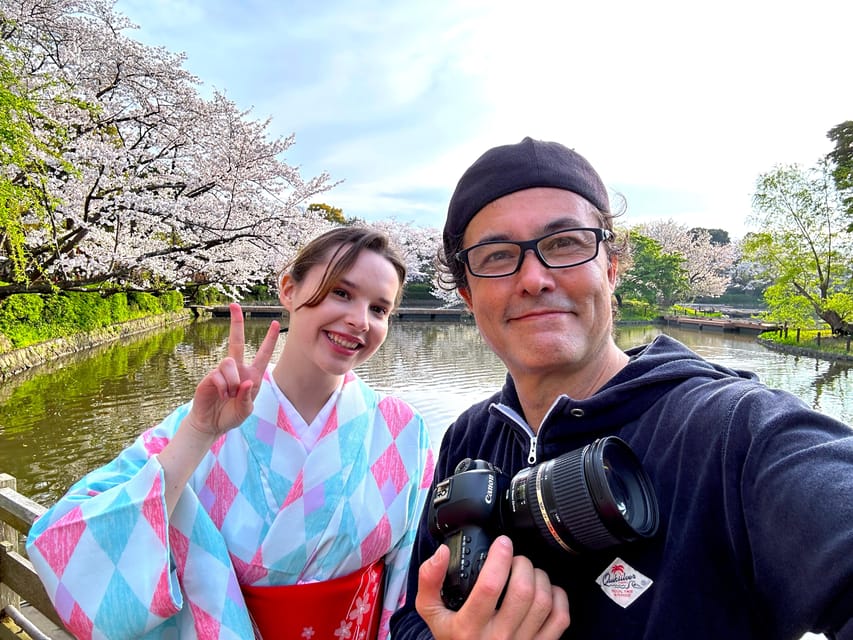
[279,274,295,311]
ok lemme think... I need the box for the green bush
[0,290,186,350]
[617,299,660,321]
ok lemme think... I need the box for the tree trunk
[820,309,853,336]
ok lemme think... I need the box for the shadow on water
[0,319,850,506]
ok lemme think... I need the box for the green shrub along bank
[0,291,184,351]
[760,327,853,360]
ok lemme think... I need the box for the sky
[113,0,853,240]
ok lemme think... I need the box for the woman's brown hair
[281,226,407,310]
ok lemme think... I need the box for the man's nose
[516,248,555,294]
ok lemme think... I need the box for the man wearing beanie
[390,138,853,639]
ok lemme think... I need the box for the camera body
[427,437,659,610]
[428,459,508,610]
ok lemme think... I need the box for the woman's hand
[185,303,280,437]
[159,303,280,514]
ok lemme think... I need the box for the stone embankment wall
[0,310,194,381]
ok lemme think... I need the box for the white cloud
[114,0,853,239]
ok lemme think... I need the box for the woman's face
[279,246,401,379]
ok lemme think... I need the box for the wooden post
[0,473,22,611]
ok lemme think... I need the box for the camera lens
[508,436,658,553]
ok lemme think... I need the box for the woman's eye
[371,305,388,316]
[332,288,350,299]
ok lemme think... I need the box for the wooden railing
[0,474,67,639]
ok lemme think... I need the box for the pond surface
[0,319,849,506]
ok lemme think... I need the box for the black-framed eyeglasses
[455,227,614,278]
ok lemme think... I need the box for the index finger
[228,303,246,362]
[459,536,513,619]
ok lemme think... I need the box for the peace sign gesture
[185,303,281,437]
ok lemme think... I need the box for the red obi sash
[241,560,385,639]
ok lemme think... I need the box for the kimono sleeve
[25,405,190,639]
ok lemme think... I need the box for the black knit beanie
[443,137,610,259]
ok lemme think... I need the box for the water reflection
[0,319,849,506]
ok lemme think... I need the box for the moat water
[0,320,849,506]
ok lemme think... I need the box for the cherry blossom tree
[1,0,334,299]
[633,220,736,301]
[369,218,441,284]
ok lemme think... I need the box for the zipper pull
[527,435,537,465]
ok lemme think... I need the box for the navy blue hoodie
[391,335,853,639]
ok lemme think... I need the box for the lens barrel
[509,436,658,553]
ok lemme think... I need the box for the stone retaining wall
[0,310,194,381]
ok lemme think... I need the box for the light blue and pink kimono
[26,369,434,639]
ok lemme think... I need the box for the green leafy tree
[694,228,730,245]
[0,46,69,285]
[826,120,853,231]
[307,202,346,225]
[617,230,689,307]
[745,161,853,335]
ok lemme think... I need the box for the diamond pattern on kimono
[317,405,339,442]
[142,432,170,455]
[230,547,269,585]
[93,570,150,637]
[169,526,191,576]
[360,514,392,562]
[57,527,117,616]
[282,469,305,509]
[83,487,145,564]
[336,417,369,468]
[183,540,231,605]
[32,505,87,578]
[378,397,414,438]
[372,443,408,500]
[25,371,434,640]
[149,566,180,618]
[189,600,222,638]
[116,510,174,604]
[264,501,309,563]
[141,472,168,546]
[67,603,93,639]
[219,493,265,561]
[256,413,279,445]
[267,432,305,481]
[203,461,240,529]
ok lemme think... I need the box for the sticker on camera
[595,558,653,608]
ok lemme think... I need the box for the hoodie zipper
[489,403,539,464]
[526,435,538,465]
[491,395,572,466]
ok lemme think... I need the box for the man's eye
[545,237,578,251]
[482,249,516,263]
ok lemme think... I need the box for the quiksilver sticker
[595,557,653,608]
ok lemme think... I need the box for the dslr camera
[427,436,659,610]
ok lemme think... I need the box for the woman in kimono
[26,226,435,640]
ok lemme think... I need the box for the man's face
[458,187,618,381]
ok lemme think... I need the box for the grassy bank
[758,328,853,361]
